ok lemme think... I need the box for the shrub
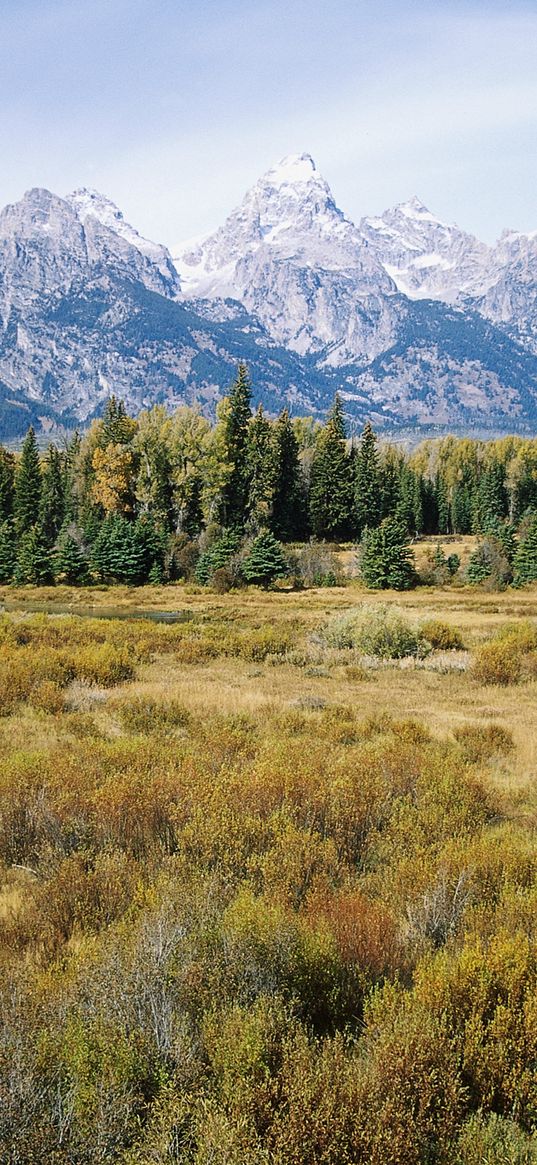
[291,542,342,588]
[454,722,515,764]
[117,696,191,735]
[322,605,426,659]
[472,622,537,685]
[455,1112,537,1165]
[420,619,464,651]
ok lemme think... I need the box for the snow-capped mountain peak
[173,154,397,363]
[67,187,179,292]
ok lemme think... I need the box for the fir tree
[14,427,41,537]
[466,537,512,590]
[272,409,306,541]
[101,396,137,446]
[355,421,381,534]
[241,531,287,588]
[54,525,88,585]
[512,514,537,586]
[39,446,65,547]
[246,405,277,532]
[451,481,474,534]
[435,472,450,534]
[195,529,240,585]
[0,447,15,521]
[359,518,415,590]
[309,395,354,540]
[0,520,15,583]
[219,364,253,529]
[15,526,53,585]
[90,515,148,584]
[474,459,508,531]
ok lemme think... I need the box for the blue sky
[1,0,536,246]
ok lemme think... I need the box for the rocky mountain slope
[0,159,536,440]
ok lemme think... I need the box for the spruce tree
[435,472,450,534]
[15,526,53,585]
[90,514,148,584]
[14,427,41,537]
[101,396,137,446]
[219,364,253,529]
[39,446,65,547]
[0,520,15,583]
[272,409,306,541]
[195,529,240,585]
[355,421,381,534]
[53,525,88,584]
[246,405,277,531]
[309,395,354,541]
[241,531,287,588]
[512,514,537,586]
[359,517,415,590]
[0,448,15,521]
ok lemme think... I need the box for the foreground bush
[322,604,427,659]
[472,622,537,685]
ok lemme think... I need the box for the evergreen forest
[2,364,537,593]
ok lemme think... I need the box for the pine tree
[195,529,240,585]
[474,459,508,531]
[435,472,450,534]
[309,395,354,540]
[241,531,287,588]
[512,514,537,586]
[0,520,15,583]
[219,364,253,529]
[272,409,306,541]
[246,405,277,532]
[39,446,65,547]
[101,396,137,446]
[466,537,512,589]
[359,518,415,590]
[14,427,41,537]
[451,481,473,534]
[355,421,381,534]
[0,447,15,521]
[90,514,148,584]
[53,525,88,585]
[15,526,53,585]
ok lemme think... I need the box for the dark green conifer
[101,396,137,446]
[15,526,53,585]
[512,514,537,586]
[53,525,88,584]
[359,517,415,590]
[14,427,41,537]
[241,531,287,588]
[272,409,306,541]
[309,395,353,540]
[247,405,277,531]
[39,446,65,547]
[220,364,253,529]
[0,448,15,521]
[0,520,16,583]
[355,421,381,534]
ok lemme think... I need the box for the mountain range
[0,153,536,440]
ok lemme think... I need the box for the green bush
[322,605,427,659]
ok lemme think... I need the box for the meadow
[0,572,536,1163]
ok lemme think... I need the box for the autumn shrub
[454,722,515,764]
[117,695,191,735]
[454,1112,537,1165]
[420,618,465,651]
[74,643,135,687]
[472,622,537,685]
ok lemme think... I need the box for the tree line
[1,362,537,588]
